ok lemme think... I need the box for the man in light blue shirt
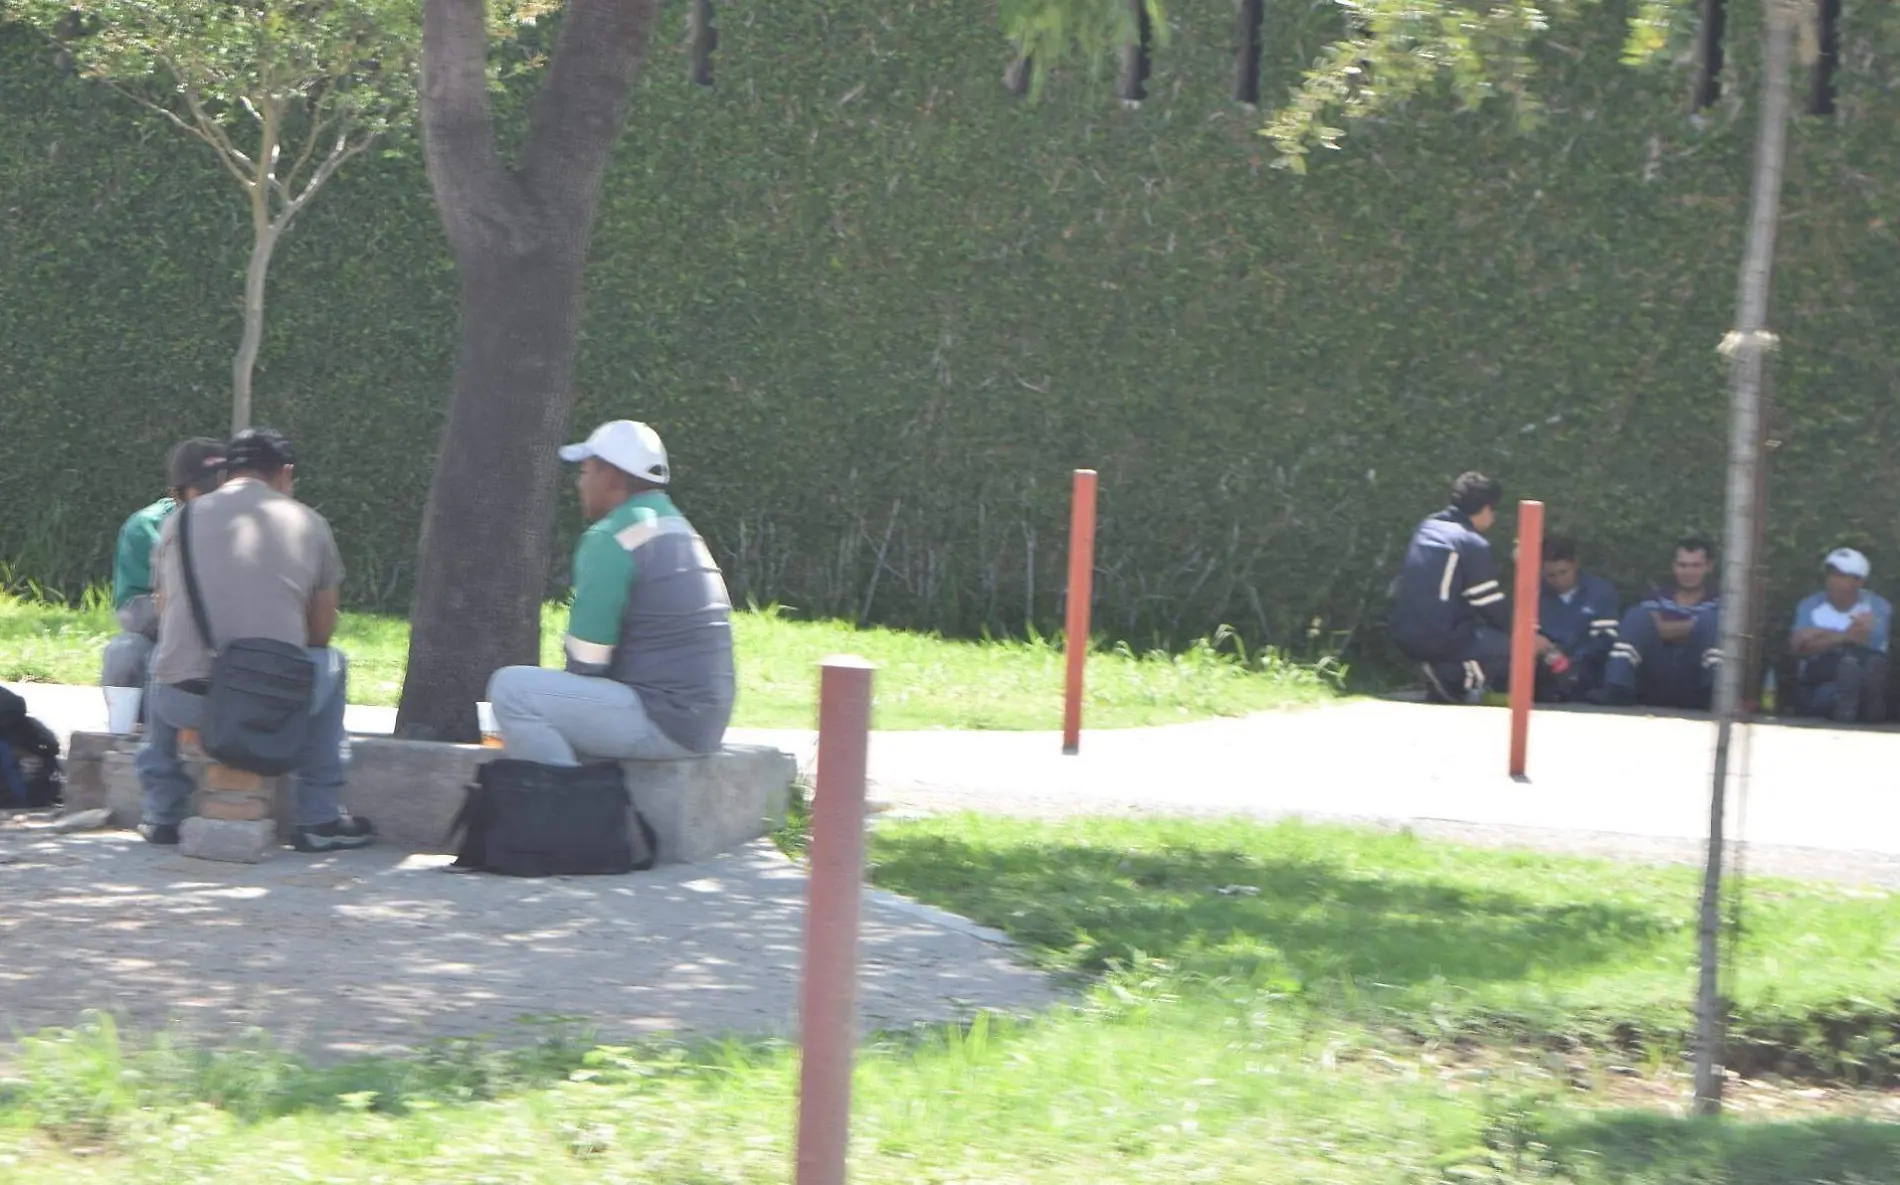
[1789,547,1892,723]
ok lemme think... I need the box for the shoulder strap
[176,501,219,656]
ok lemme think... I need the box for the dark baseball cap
[225,426,296,473]
[166,437,227,494]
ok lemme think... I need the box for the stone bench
[64,732,798,866]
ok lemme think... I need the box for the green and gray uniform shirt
[565,491,736,753]
[111,497,177,637]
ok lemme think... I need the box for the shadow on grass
[1549,1111,1900,1184]
[868,830,1672,989]
[0,1015,788,1139]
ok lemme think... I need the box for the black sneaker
[293,813,377,853]
[138,822,181,846]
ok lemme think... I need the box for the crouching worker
[1535,533,1620,702]
[136,428,374,851]
[487,420,736,764]
[1789,547,1892,723]
[1389,472,1551,703]
[102,438,227,692]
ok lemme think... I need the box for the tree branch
[175,79,261,184]
[278,103,345,202]
[280,125,376,226]
[420,0,527,257]
[98,76,255,189]
[516,0,661,215]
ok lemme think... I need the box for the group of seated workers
[103,419,736,850]
[1387,472,1892,723]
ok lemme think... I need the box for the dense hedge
[3,1,1899,653]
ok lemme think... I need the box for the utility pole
[1694,0,1808,1117]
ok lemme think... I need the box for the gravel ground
[0,825,1059,1061]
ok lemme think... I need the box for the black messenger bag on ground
[447,758,658,877]
[176,503,317,775]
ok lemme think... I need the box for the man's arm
[111,512,158,611]
[1459,538,1513,632]
[1790,626,1845,656]
[564,529,635,676]
[306,587,340,649]
[306,516,345,649]
[1582,577,1621,662]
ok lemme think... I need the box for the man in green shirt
[102,438,227,690]
[486,420,736,764]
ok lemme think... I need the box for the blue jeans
[136,648,352,828]
[486,666,695,766]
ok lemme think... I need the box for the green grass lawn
[3,818,1897,1182]
[0,594,1342,729]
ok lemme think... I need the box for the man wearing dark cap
[101,438,227,691]
[136,427,375,851]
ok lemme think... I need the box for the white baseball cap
[558,420,669,485]
[1824,547,1870,579]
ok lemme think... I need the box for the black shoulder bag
[176,501,318,775]
[446,759,657,877]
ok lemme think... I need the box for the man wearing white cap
[485,420,736,764]
[1789,547,1892,723]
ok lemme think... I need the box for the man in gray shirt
[486,419,735,765]
[136,428,375,852]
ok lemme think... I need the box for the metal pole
[1062,469,1099,755]
[1695,0,1802,1117]
[1508,501,1545,778]
[795,656,875,1184]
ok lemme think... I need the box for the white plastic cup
[476,701,502,748]
[103,686,143,735]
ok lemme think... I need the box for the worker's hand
[1532,634,1556,657]
[1848,614,1874,646]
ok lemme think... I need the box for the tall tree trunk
[233,100,283,436]
[232,209,278,434]
[396,0,660,741]
[1694,0,1803,1118]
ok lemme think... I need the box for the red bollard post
[795,656,875,1185]
[1062,469,1099,755]
[1508,500,1545,779]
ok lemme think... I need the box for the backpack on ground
[446,758,658,877]
[0,687,64,809]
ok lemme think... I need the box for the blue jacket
[1538,572,1620,660]
[1389,508,1509,659]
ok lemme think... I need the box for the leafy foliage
[999,0,1170,97]
[0,1,1898,657]
[1006,0,1714,169]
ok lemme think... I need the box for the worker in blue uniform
[1389,472,1551,703]
[1596,533,1721,709]
[1534,532,1620,702]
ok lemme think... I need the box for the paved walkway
[15,682,1900,873]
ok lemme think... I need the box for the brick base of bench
[65,732,798,865]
